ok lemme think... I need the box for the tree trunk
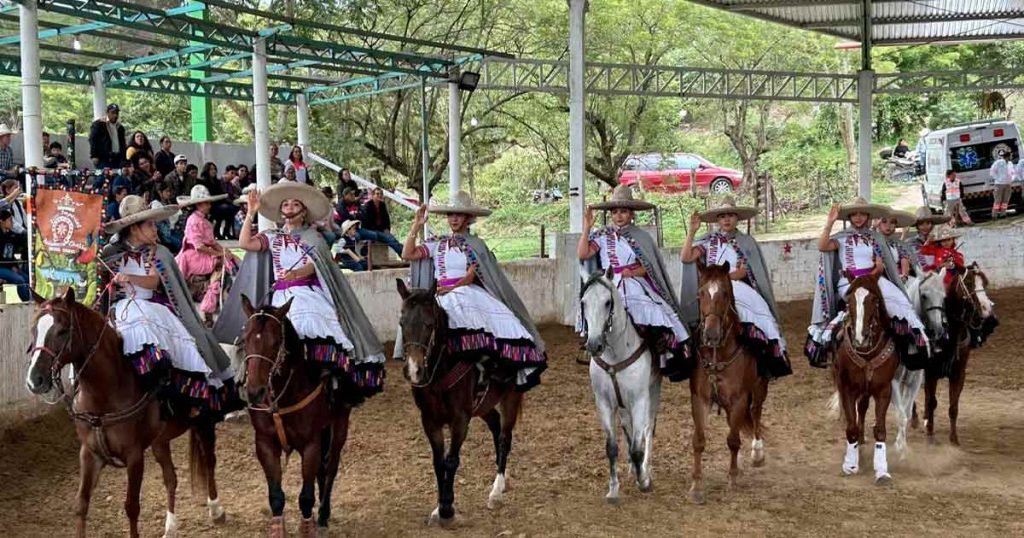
[841,102,857,183]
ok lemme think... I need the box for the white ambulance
[922,119,1020,213]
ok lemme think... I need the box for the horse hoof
[605,494,620,506]
[910,417,920,430]
[689,490,706,505]
[950,436,960,447]
[428,507,456,527]
[752,455,766,468]
[841,466,859,476]
[487,494,503,510]
[875,474,893,487]
[927,435,938,447]
[299,517,318,538]
[268,516,285,538]
[211,511,227,525]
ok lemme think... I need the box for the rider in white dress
[875,209,916,280]
[806,199,928,369]
[102,195,240,418]
[402,191,546,390]
[578,186,691,381]
[681,196,791,379]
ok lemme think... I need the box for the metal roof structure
[688,0,1024,47]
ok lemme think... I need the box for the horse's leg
[840,385,861,476]
[924,373,939,443]
[750,376,768,468]
[595,386,621,504]
[688,377,708,505]
[724,394,746,490]
[318,407,351,529]
[196,421,225,523]
[856,394,870,446]
[641,370,663,487]
[124,449,145,538]
[434,413,469,527]
[910,402,920,429]
[890,370,908,456]
[298,438,322,537]
[74,445,103,538]
[152,440,179,538]
[488,391,522,510]
[948,351,967,446]
[423,415,449,525]
[255,435,286,537]
[873,378,894,485]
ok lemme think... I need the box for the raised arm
[238,188,264,252]
[818,204,840,252]
[401,205,429,261]
[681,210,704,263]
[576,207,599,260]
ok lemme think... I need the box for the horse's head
[698,262,735,348]
[916,272,948,340]
[965,263,994,319]
[844,274,889,350]
[579,267,618,356]
[396,279,446,386]
[240,294,295,405]
[26,288,84,394]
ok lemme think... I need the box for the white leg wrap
[842,441,860,475]
[162,511,178,538]
[874,442,891,480]
[207,497,224,520]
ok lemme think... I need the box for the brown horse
[396,279,523,526]
[923,263,996,446]
[832,274,899,485]
[24,289,224,538]
[239,295,352,538]
[689,262,768,504]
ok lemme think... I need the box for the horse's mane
[698,263,732,291]
[847,276,891,327]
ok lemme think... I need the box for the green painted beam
[0,2,204,45]
[200,59,316,83]
[102,45,216,71]
[107,52,247,86]
[309,81,421,105]
[306,54,482,104]
[188,1,213,143]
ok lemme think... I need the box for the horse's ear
[241,294,255,317]
[721,260,731,274]
[604,266,614,281]
[396,278,410,300]
[428,279,438,296]
[31,290,46,305]
[62,286,76,305]
[278,297,294,317]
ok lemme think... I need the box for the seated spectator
[233,184,258,239]
[360,186,402,253]
[125,130,154,164]
[286,145,309,184]
[44,141,70,170]
[163,154,188,197]
[332,220,367,272]
[184,163,199,192]
[336,188,402,255]
[150,180,183,253]
[132,153,162,200]
[337,167,359,197]
[154,135,175,176]
[237,164,252,188]
[104,178,131,223]
[282,164,298,183]
[0,208,29,302]
[213,165,242,240]
[0,179,26,234]
[0,123,19,179]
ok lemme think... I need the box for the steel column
[20,0,43,170]
[568,0,587,233]
[448,78,462,196]
[91,70,106,120]
[857,69,874,200]
[253,37,272,231]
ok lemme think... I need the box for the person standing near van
[943,170,972,227]
[989,151,1014,219]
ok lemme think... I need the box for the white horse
[579,268,662,504]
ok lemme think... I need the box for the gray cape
[101,241,232,376]
[408,233,545,352]
[213,227,385,364]
[810,227,906,326]
[680,231,780,328]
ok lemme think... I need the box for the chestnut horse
[832,274,899,485]
[689,263,768,504]
[396,279,523,527]
[24,289,224,538]
[923,263,996,446]
[239,296,352,538]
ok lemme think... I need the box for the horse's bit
[402,321,441,388]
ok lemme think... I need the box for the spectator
[337,167,359,198]
[150,180,183,253]
[213,165,241,239]
[154,135,176,176]
[0,208,29,301]
[175,185,239,324]
[42,131,50,154]
[316,186,340,245]
[197,162,222,195]
[254,143,286,183]
[286,145,309,184]
[0,123,18,179]
[89,103,126,169]
[360,186,402,253]
[0,179,26,234]
[44,141,69,170]
[337,187,361,222]
[237,164,252,188]
[184,163,199,192]
[942,170,972,227]
[990,151,1014,219]
[163,154,188,196]
[337,187,402,255]
[105,178,131,223]
[282,165,298,182]
[132,153,161,199]
[893,138,910,159]
[233,184,258,239]
[125,130,153,164]
[332,220,367,272]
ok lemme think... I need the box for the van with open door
[922,119,1020,214]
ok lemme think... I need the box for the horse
[396,279,524,526]
[889,271,947,455]
[689,262,768,504]
[24,289,225,538]
[579,268,661,504]
[832,274,900,485]
[923,263,996,446]
[239,295,352,538]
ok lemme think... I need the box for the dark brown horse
[832,274,899,485]
[396,279,523,526]
[689,262,768,504]
[923,263,995,446]
[240,295,352,538]
[24,289,223,538]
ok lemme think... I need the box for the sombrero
[176,184,227,207]
[589,185,655,211]
[913,206,951,226]
[340,219,361,235]
[930,224,962,243]
[882,208,917,228]
[105,195,179,234]
[233,183,256,206]
[258,181,332,222]
[0,123,16,137]
[699,195,757,222]
[838,197,889,220]
[428,190,492,217]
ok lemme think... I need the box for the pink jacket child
[174,186,239,316]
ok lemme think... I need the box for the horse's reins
[403,327,441,389]
[840,308,896,391]
[581,275,647,409]
[696,288,744,408]
[243,311,325,454]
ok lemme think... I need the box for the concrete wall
[0,304,50,424]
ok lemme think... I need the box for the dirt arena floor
[3,289,1024,537]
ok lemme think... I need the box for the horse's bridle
[243,311,294,411]
[402,314,441,388]
[697,281,738,349]
[580,275,617,352]
[955,268,986,331]
[30,303,110,406]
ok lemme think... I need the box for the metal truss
[0,53,92,85]
[875,70,1024,95]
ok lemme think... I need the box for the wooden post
[539,224,546,258]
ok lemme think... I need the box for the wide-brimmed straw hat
[428,190,492,217]
[258,181,332,223]
[699,195,757,222]
[340,219,361,235]
[838,197,889,220]
[176,185,227,207]
[233,184,256,206]
[105,195,179,234]
[882,208,917,228]
[914,206,951,226]
[589,185,655,211]
[930,224,962,243]
[0,123,16,137]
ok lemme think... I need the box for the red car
[618,153,742,194]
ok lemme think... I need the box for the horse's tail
[189,421,213,498]
[826,391,841,420]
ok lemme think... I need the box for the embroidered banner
[32,189,103,304]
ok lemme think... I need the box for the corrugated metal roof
[688,0,1024,45]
